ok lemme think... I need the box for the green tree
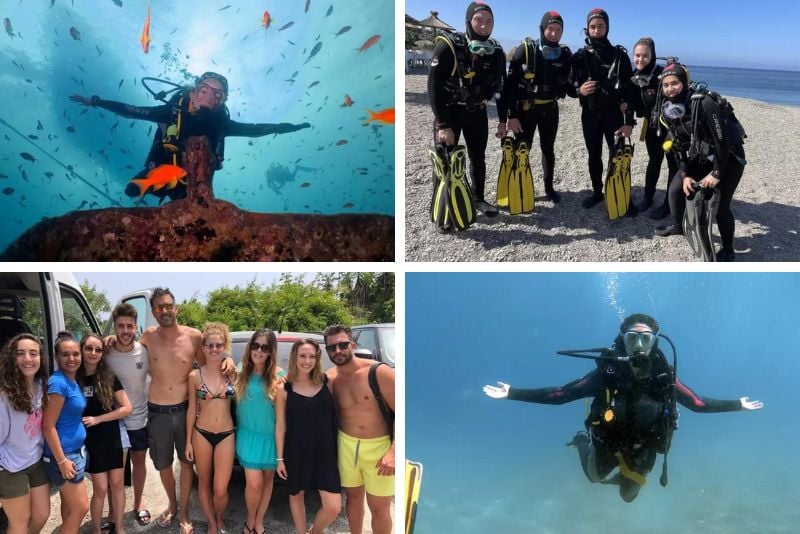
[177,298,207,329]
[80,279,111,328]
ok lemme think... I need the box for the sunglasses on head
[325,341,351,353]
[152,303,175,313]
[250,342,272,353]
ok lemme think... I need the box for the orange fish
[341,94,354,107]
[262,11,271,32]
[140,5,151,53]
[356,34,380,54]
[127,164,186,197]
[364,107,394,126]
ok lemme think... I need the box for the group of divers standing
[427,3,748,261]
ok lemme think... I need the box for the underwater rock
[1,136,394,261]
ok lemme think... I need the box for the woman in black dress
[276,339,341,534]
[79,333,132,534]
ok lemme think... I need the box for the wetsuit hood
[539,11,563,47]
[661,62,690,103]
[465,1,493,41]
[633,37,657,74]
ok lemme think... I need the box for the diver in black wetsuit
[504,11,572,203]
[630,38,678,219]
[483,313,763,503]
[569,9,636,210]
[70,71,310,202]
[428,1,507,217]
[652,63,747,262]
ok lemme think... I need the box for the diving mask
[662,101,686,120]
[539,44,562,60]
[631,73,653,88]
[468,40,497,56]
[623,330,656,363]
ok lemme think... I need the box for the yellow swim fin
[509,139,535,215]
[496,136,515,207]
[604,136,632,220]
[614,452,647,486]
[405,460,424,534]
[448,145,476,230]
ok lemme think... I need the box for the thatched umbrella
[417,11,456,32]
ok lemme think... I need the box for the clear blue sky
[406,0,800,71]
[76,272,316,308]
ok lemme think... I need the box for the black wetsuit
[507,359,741,501]
[569,41,635,197]
[661,90,746,253]
[428,32,507,202]
[631,64,678,211]
[505,39,572,197]
[90,93,308,200]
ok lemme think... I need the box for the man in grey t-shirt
[103,303,152,526]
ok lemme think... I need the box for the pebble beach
[405,72,800,262]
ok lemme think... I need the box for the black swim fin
[682,184,720,261]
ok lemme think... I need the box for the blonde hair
[202,322,231,353]
[287,339,323,385]
[234,329,279,402]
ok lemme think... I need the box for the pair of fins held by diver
[496,136,535,215]
[605,135,634,220]
[683,184,720,261]
[429,144,476,231]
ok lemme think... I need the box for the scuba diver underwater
[483,313,763,503]
[69,71,311,203]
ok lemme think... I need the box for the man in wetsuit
[569,9,635,210]
[428,1,507,217]
[69,72,310,202]
[483,313,763,502]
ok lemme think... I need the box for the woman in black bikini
[185,323,236,534]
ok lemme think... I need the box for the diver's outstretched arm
[740,397,764,410]
[483,381,510,399]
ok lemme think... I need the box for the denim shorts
[43,447,87,487]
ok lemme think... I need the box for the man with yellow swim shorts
[324,325,394,534]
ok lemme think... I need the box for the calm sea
[671,65,799,107]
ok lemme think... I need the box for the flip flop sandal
[156,511,175,528]
[136,509,152,526]
[100,522,115,534]
[179,521,194,534]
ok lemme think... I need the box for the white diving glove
[483,381,510,399]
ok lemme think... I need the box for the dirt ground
[9,458,394,533]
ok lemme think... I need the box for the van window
[19,296,46,341]
[354,328,378,357]
[122,296,148,337]
[61,286,98,340]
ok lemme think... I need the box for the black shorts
[127,427,149,452]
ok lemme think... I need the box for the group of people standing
[0,287,395,534]
[427,2,747,260]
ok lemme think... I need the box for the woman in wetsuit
[484,313,763,502]
[630,38,678,219]
[504,11,572,203]
[428,1,507,216]
[653,63,747,262]
[185,322,236,534]
[570,9,635,209]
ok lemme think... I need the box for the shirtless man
[134,288,232,533]
[324,325,395,534]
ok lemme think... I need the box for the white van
[102,288,158,338]
[0,272,100,368]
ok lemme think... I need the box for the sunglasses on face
[325,341,351,353]
[250,342,272,353]
[204,343,225,350]
[152,303,175,313]
[83,346,103,354]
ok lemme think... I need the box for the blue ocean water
[0,0,394,252]
[678,66,800,107]
[407,273,800,534]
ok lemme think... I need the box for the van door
[104,289,156,337]
[40,272,100,369]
